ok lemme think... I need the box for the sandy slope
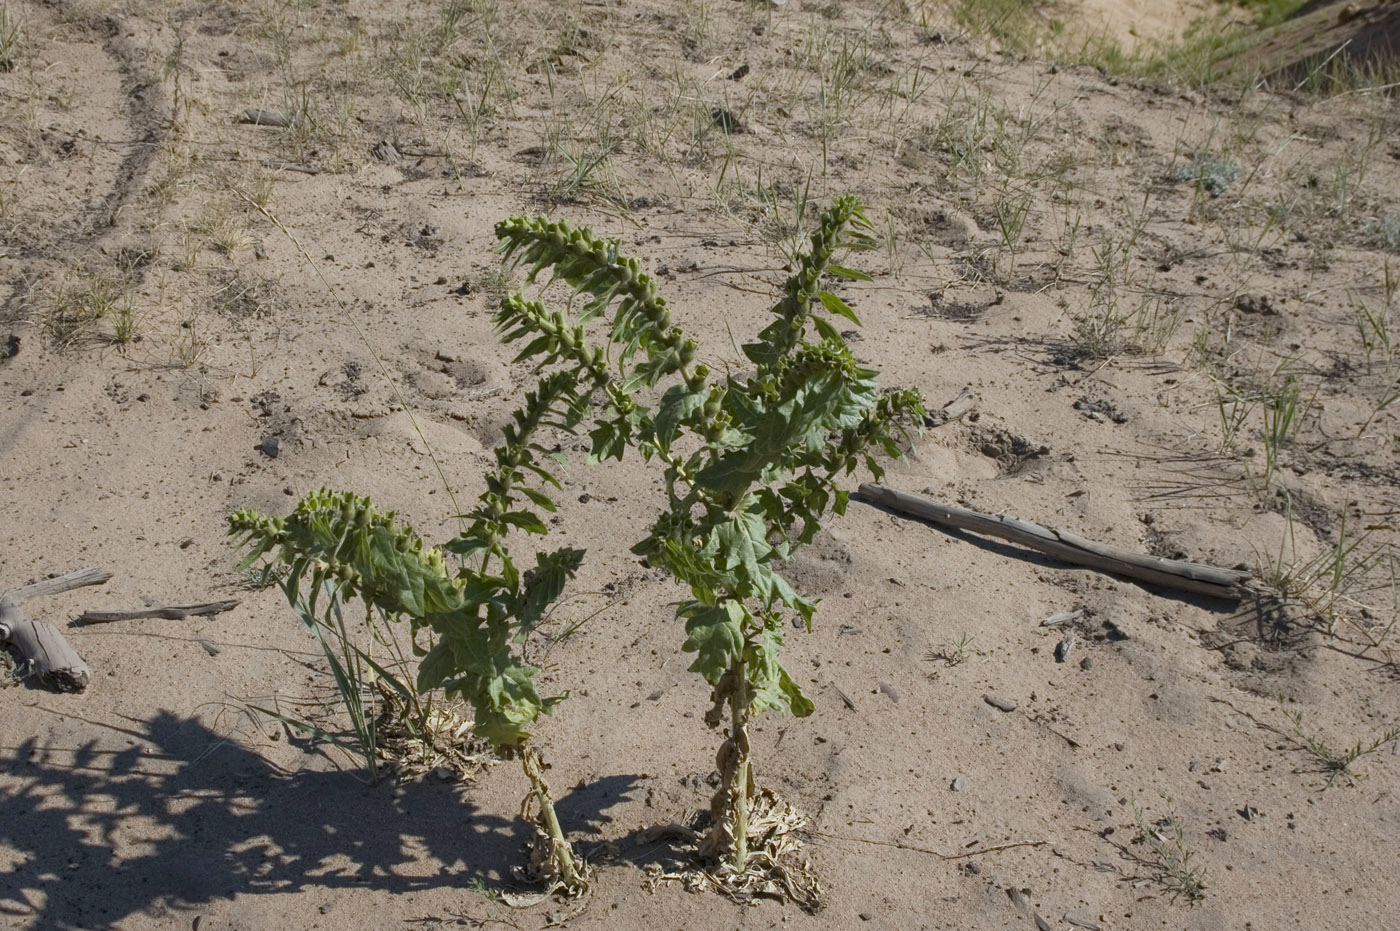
[2,1,1398,930]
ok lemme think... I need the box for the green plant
[1258,505,1389,635]
[992,189,1033,274]
[1281,708,1398,787]
[247,580,408,785]
[491,196,923,892]
[109,296,138,349]
[0,4,22,72]
[1352,261,1396,375]
[1173,156,1241,198]
[1260,372,1303,481]
[230,374,597,893]
[1133,804,1206,904]
[1369,215,1400,252]
[927,632,974,668]
[41,274,130,348]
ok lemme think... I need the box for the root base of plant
[644,789,823,913]
[374,681,493,783]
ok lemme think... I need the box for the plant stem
[519,744,586,891]
[728,653,751,872]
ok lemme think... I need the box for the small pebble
[1079,656,1093,671]
[950,775,966,792]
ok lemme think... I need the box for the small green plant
[246,581,405,785]
[1133,804,1206,904]
[231,373,597,893]
[927,632,974,668]
[1173,156,1241,199]
[492,196,923,895]
[0,4,21,72]
[110,298,139,349]
[40,274,130,349]
[1260,372,1303,481]
[992,190,1033,275]
[1368,215,1400,252]
[1352,261,1396,376]
[1281,708,1399,787]
[1257,505,1389,635]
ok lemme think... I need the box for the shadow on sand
[1,710,643,929]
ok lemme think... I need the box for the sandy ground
[3,1,1399,930]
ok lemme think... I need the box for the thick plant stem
[702,650,754,872]
[519,745,587,892]
[728,657,751,872]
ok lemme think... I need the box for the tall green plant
[229,371,595,893]
[493,196,923,877]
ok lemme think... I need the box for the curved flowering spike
[495,214,699,391]
[743,195,874,370]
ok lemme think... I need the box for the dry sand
[2,1,1398,929]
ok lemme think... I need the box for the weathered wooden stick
[855,483,1251,601]
[75,600,240,625]
[924,387,979,427]
[0,596,91,692]
[6,567,112,601]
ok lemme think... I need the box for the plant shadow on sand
[0,710,641,929]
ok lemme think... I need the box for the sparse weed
[1352,261,1397,373]
[1071,299,1128,362]
[992,189,1033,275]
[40,274,131,349]
[172,318,208,368]
[1257,505,1391,636]
[1173,156,1241,199]
[949,0,1047,55]
[1133,804,1206,904]
[110,298,139,349]
[197,210,252,258]
[1260,371,1305,482]
[1280,707,1398,787]
[1129,293,1185,356]
[927,632,975,669]
[1367,215,1400,252]
[0,4,23,72]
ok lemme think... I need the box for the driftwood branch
[855,484,1251,601]
[0,596,91,692]
[6,567,112,601]
[0,567,111,692]
[924,387,979,427]
[75,600,240,625]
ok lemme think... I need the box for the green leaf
[415,638,458,692]
[713,514,764,579]
[519,486,558,512]
[588,419,629,463]
[817,290,861,325]
[499,510,548,535]
[681,600,746,683]
[810,314,843,343]
[519,546,586,631]
[653,384,707,450]
[779,665,814,717]
[826,264,872,281]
